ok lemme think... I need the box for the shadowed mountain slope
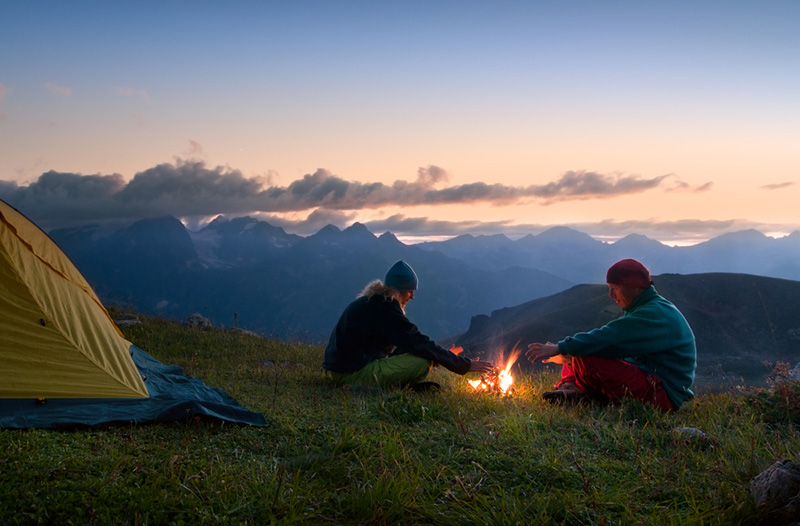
[50,218,572,342]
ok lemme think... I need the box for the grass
[2,311,798,525]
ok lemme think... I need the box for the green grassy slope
[2,311,798,525]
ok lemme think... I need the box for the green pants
[330,354,432,388]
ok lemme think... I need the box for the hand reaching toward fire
[542,353,573,365]
[526,342,563,364]
[468,358,495,374]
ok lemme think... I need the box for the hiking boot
[411,381,441,393]
[542,382,587,404]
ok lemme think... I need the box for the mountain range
[417,226,800,284]
[49,216,572,342]
[47,216,800,387]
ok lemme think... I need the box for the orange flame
[467,345,522,396]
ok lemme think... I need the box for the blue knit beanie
[384,260,418,291]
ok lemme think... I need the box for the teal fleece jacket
[557,286,697,409]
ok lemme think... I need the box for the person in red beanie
[526,259,697,412]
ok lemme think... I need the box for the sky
[1,1,798,245]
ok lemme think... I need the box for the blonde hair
[359,279,405,310]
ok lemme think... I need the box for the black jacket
[323,294,471,375]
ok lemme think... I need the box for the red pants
[557,356,674,412]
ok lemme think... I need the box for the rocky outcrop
[750,460,800,525]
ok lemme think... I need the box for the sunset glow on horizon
[2,1,798,245]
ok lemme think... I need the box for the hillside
[2,312,797,524]
[454,273,800,390]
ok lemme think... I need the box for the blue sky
[1,1,799,244]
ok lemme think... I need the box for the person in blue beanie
[526,259,697,412]
[323,260,494,391]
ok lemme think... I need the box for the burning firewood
[467,346,521,396]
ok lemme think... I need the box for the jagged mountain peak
[127,215,185,231]
[188,215,301,267]
[208,215,258,228]
[613,233,665,249]
[377,231,404,248]
[302,223,378,247]
[700,229,769,246]
[313,224,342,237]
[378,231,399,241]
[342,222,375,238]
[535,225,598,242]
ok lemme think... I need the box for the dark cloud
[0,160,703,232]
[761,181,795,190]
[0,171,127,226]
[528,171,670,201]
[364,214,516,237]
[270,168,680,209]
[119,162,262,212]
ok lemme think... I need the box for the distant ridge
[49,216,572,342]
[418,226,800,283]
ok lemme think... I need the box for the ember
[467,346,522,396]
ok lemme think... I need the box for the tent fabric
[0,200,148,398]
[0,345,268,429]
[0,199,267,428]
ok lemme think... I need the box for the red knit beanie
[606,259,653,289]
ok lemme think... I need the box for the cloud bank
[0,160,693,220]
[0,159,776,244]
[761,181,795,191]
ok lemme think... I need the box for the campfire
[458,345,522,396]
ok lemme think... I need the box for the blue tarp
[0,345,268,429]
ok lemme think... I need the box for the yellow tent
[0,199,149,399]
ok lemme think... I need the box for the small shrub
[746,362,800,425]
